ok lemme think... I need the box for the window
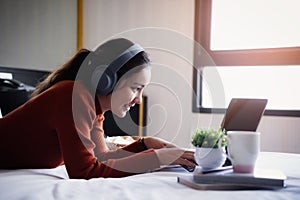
[210,0,300,50]
[193,0,300,116]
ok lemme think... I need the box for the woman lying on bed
[0,38,196,179]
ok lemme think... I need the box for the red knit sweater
[0,80,160,179]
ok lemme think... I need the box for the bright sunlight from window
[210,0,300,50]
[202,66,300,111]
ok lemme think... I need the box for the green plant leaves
[191,128,227,148]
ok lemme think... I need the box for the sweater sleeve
[54,82,160,179]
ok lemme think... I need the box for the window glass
[202,66,300,110]
[211,0,300,50]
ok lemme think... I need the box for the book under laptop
[178,168,286,190]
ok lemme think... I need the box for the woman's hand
[143,136,177,149]
[154,147,196,167]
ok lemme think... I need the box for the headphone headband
[92,43,145,94]
[107,43,144,73]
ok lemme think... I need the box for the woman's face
[110,67,151,118]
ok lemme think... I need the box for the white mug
[219,131,260,173]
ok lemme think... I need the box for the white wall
[82,0,195,48]
[0,0,77,70]
[83,0,300,153]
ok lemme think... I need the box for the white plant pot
[194,147,227,169]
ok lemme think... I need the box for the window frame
[192,0,300,117]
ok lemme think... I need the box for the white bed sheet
[1,152,300,200]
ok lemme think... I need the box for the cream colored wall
[82,0,195,49]
[0,0,77,70]
[82,0,300,153]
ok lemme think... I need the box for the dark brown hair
[31,38,151,97]
[30,49,90,97]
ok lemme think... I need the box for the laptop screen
[221,98,268,131]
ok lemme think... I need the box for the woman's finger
[180,151,196,161]
[176,157,197,167]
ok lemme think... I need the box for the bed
[0,152,299,200]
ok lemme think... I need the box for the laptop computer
[182,98,268,172]
[221,98,268,131]
[220,98,267,167]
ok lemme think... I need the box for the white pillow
[0,108,2,118]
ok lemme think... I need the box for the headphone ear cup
[101,69,117,93]
[90,43,144,94]
[91,66,117,94]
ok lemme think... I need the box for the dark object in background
[0,66,49,116]
[0,78,35,116]
[0,66,49,87]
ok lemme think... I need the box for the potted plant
[192,128,227,169]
